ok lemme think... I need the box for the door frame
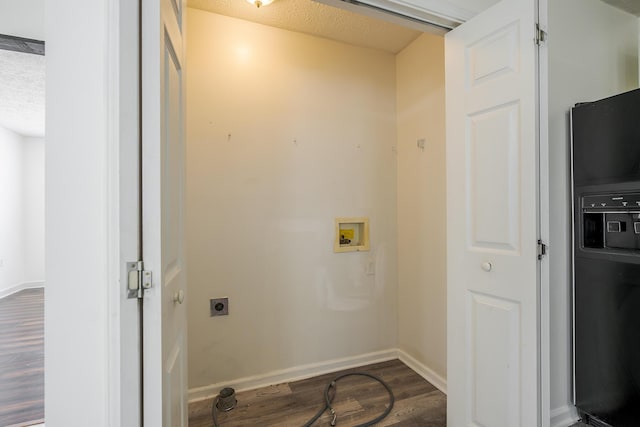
[118,0,550,427]
[98,0,552,424]
[106,0,142,424]
[44,0,141,424]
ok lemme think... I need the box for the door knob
[481,262,492,272]
[173,290,184,304]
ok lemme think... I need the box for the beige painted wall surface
[395,33,446,379]
[186,8,399,389]
[548,0,639,418]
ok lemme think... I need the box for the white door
[446,0,540,426]
[142,0,187,424]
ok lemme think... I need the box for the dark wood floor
[0,288,44,426]
[189,359,446,427]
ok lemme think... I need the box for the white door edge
[537,0,551,425]
[107,0,142,425]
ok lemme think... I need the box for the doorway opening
[184,0,453,420]
[0,32,46,427]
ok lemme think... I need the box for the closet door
[446,0,541,425]
[141,0,188,424]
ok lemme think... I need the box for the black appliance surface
[574,257,640,426]
[572,88,640,427]
[572,89,640,187]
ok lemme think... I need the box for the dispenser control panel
[581,192,640,250]
[582,193,640,209]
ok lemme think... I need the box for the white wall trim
[107,0,141,424]
[365,0,473,23]
[0,281,44,299]
[189,349,398,403]
[189,349,449,404]
[317,0,460,33]
[397,349,447,395]
[106,0,122,422]
[550,404,579,427]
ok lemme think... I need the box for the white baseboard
[397,349,447,395]
[0,281,44,299]
[550,404,579,427]
[189,348,449,404]
[188,349,398,403]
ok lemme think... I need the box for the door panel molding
[468,291,521,427]
[466,22,520,87]
[466,100,521,253]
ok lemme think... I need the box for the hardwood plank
[0,289,45,426]
[378,390,446,426]
[189,359,446,427]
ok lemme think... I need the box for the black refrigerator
[572,88,640,427]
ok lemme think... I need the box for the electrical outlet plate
[210,297,229,316]
[366,260,376,275]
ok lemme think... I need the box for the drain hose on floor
[212,372,395,427]
[302,372,395,427]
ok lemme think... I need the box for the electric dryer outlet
[210,297,229,316]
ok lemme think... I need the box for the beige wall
[396,33,447,379]
[548,0,639,422]
[186,9,399,390]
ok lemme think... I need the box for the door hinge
[127,261,152,299]
[537,240,547,260]
[535,23,547,46]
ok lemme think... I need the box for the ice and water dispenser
[581,193,640,251]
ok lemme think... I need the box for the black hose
[302,372,394,427]
[212,371,394,427]
[212,397,221,427]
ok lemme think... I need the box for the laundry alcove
[185,3,447,400]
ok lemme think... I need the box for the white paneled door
[142,0,188,425]
[445,0,540,426]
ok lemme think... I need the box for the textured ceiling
[600,0,640,16]
[187,0,423,54]
[0,49,45,137]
